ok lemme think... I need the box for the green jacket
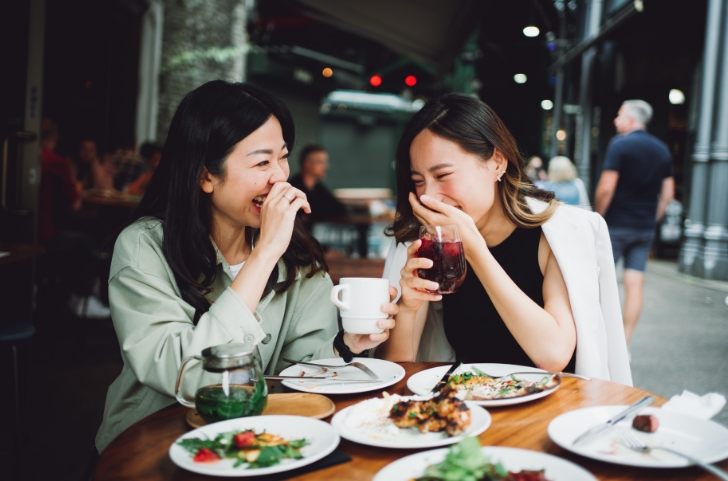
[95,217,338,452]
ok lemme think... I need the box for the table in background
[94,362,726,481]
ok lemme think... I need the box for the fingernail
[430,283,439,290]
[435,295,442,300]
[420,195,430,203]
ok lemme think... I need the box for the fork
[617,428,728,480]
[471,368,591,381]
[281,357,379,380]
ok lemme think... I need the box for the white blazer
[382,198,633,386]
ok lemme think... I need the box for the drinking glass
[416,225,467,294]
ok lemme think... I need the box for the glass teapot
[175,343,268,423]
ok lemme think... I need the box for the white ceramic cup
[330,277,389,334]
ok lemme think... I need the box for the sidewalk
[626,259,728,426]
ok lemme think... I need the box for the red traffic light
[369,75,382,87]
[405,75,417,87]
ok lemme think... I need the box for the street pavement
[624,259,728,426]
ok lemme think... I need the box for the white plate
[280,358,405,394]
[373,445,598,481]
[549,406,728,468]
[331,397,491,449]
[169,415,339,477]
[407,363,559,406]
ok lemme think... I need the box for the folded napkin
[661,390,726,420]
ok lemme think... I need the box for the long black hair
[115,81,327,323]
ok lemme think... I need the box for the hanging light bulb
[669,89,685,105]
[523,26,540,37]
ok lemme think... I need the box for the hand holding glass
[416,225,467,294]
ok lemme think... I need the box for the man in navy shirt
[595,100,674,345]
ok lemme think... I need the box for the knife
[262,375,384,383]
[430,357,465,394]
[572,395,655,446]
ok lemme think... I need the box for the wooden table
[82,193,141,209]
[0,243,44,267]
[94,363,727,480]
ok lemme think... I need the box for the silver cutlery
[430,357,464,394]
[281,357,379,380]
[573,396,655,445]
[617,428,728,480]
[474,369,591,381]
[262,375,383,383]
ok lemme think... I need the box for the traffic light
[369,75,382,87]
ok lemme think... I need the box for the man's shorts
[608,226,655,272]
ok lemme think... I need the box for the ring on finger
[282,194,292,202]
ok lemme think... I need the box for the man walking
[595,100,674,344]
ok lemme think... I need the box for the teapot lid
[200,343,258,372]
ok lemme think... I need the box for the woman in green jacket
[95,81,397,453]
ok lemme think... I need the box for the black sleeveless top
[441,227,576,372]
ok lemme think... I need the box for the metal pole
[22,0,45,245]
[550,6,567,160]
[575,0,602,195]
[679,0,724,276]
[701,1,728,280]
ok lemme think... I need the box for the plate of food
[548,406,728,468]
[331,387,491,449]
[373,437,597,481]
[407,363,561,406]
[279,358,405,394]
[169,415,339,476]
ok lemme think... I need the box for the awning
[291,0,487,73]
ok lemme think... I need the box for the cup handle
[174,355,201,409]
[330,284,350,310]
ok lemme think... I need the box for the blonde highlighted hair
[547,156,578,182]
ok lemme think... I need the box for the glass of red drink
[416,225,467,294]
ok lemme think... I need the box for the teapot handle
[175,355,201,408]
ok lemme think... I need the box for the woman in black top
[379,94,577,372]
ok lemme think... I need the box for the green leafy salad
[177,430,308,469]
[415,438,549,481]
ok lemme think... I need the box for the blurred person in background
[595,99,674,345]
[125,142,162,196]
[39,119,109,318]
[72,138,116,191]
[289,144,347,225]
[540,156,589,208]
[112,144,146,191]
[525,155,546,182]
[39,118,81,243]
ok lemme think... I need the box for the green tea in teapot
[194,381,267,423]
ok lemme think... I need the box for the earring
[497,170,506,182]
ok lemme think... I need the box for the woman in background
[540,156,590,208]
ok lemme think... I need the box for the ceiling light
[523,26,540,37]
[669,89,685,105]
[541,100,554,110]
[556,129,567,141]
[514,74,527,84]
